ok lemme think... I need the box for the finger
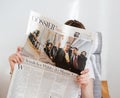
[79,78,89,84]
[81,68,89,74]
[9,54,17,63]
[77,72,89,78]
[76,74,89,82]
[79,75,88,80]
[9,61,15,73]
[76,77,89,86]
[15,55,21,64]
[76,78,88,88]
[9,55,17,72]
[11,58,17,63]
[80,68,89,75]
[16,53,23,62]
[77,76,87,82]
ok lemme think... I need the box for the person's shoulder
[56,48,62,54]
[52,46,57,49]
[58,48,62,51]
[44,47,46,51]
[77,54,81,58]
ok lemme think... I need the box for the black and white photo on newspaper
[7,11,95,98]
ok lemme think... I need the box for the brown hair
[65,20,85,29]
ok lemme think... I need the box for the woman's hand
[76,69,89,88]
[76,69,94,98]
[8,47,23,74]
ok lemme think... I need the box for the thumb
[80,68,89,75]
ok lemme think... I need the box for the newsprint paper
[7,57,80,98]
[7,11,95,98]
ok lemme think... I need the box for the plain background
[0,0,120,98]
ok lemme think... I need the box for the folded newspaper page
[7,11,95,98]
[7,57,80,98]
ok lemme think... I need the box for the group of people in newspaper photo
[44,41,87,75]
[28,29,87,75]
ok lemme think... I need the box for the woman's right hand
[8,47,23,74]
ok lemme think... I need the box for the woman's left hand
[76,69,89,88]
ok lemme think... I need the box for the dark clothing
[29,33,36,45]
[54,48,71,70]
[44,47,51,58]
[44,46,58,62]
[70,54,87,75]
[50,46,58,62]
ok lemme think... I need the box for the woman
[9,20,94,98]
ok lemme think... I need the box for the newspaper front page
[7,11,95,98]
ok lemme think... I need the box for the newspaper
[7,11,95,98]
[22,11,95,74]
[7,57,80,98]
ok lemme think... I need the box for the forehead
[82,51,85,53]
[65,44,70,47]
[48,43,52,46]
[72,48,77,51]
[72,47,78,50]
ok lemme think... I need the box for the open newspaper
[7,11,95,98]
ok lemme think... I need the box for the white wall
[0,0,120,98]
